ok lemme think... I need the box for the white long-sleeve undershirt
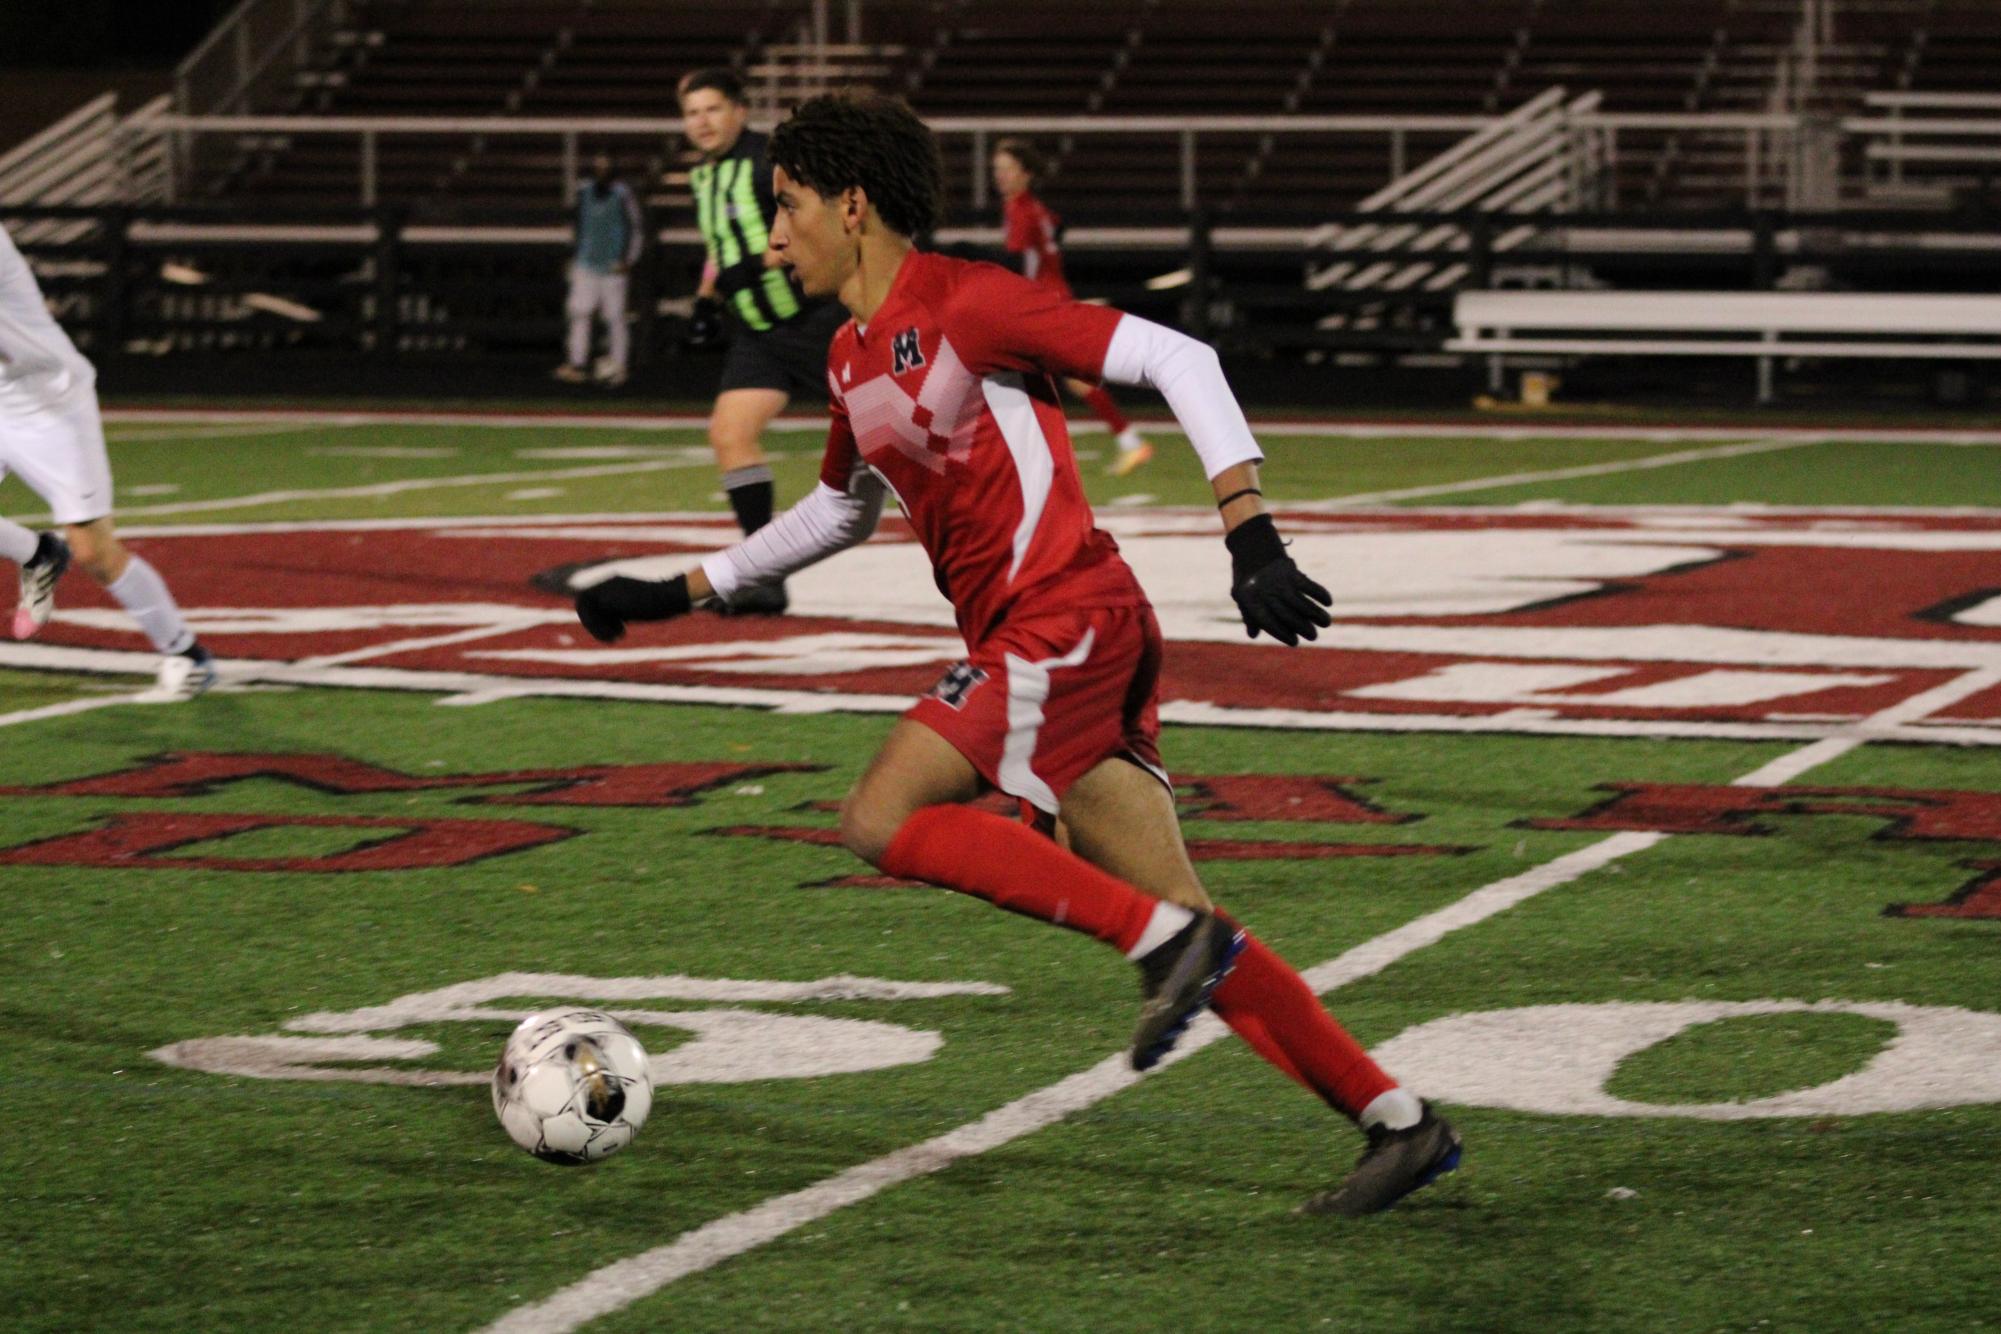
[700,471,886,602]
[1098,315,1264,480]
[700,315,1253,598]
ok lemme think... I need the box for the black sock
[722,464,776,535]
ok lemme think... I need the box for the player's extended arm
[1099,316,1332,646]
[573,474,885,642]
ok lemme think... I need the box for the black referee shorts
[716,300,848,401]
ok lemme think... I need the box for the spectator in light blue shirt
[556,153,645,386]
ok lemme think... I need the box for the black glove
[574,574,693,643]
[1226,514,1332,647]
[685,295,725,350]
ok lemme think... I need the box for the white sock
[1116,427,1147,453]
[0,518,38,565]
[1359,1087,1424,1132]
[106,555,196,655]
[1123,900,1196,960]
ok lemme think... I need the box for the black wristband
[1216,486,1262,510]
[1224,513,1286,577]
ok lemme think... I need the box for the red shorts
[907,602,1168,815]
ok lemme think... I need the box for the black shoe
[721,581,789,616]
[1299,1101,1462,1217]
[1131,912,1245,1072]
[13,531,70,639]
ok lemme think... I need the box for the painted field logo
[1376,1000,2001,1118]
[8,753,1998,916]
[0,810,575,872]
[708,771,1474,888]
[14,508,2001,745]
[1530,781,2001,919]
[152,972,1010,1087]
[0,752,819,873]
[0,753,1472,878]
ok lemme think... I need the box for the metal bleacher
[23,0,2001,220]
[222,0,795,208]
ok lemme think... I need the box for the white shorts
[566,267,627,320]
[0,390,115,525]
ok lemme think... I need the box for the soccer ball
[492,1007,653,1165]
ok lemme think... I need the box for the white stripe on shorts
[997,627,1097,815]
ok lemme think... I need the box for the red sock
[1083,385,1132,435]
[1210,926,1397,1121]
[882,807,1396,1117]
[880,805,1162,952]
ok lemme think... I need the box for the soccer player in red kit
[574,94,1461,1215]
[992,138,1153,479]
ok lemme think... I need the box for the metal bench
[1448,290,2001,401]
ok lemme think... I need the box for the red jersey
[819,250,1146,645]
[1003,191,1068,293]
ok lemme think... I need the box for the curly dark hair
[769,93,945,239]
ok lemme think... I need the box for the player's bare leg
[839,719,985,865]
[66,518,215,698]
[708,387,791,613]
[1060,754,1461,1214]
[1057,757,1208,911]
[1059,756,1241,1066]
[65,516,129,585]
[850,720,1205,1024]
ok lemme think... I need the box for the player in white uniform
[0,223,214,697]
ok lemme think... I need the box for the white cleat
[154,646,218,700]
[1107,429,1153,478]
[13,532,70,639]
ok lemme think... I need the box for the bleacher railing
[176,0,352,116]
[1849,92,2001,205]
[135,109,1823,212]
[1307,88,1610,298]
[0,95,172,239]
[9,202,1996,367]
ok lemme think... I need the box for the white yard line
[1727,666,2001,788]
[0,690,156,729]
[105,421,353,444]
[107,455,723,520]
[94,407,2001,445]
[0,621,555,728]
[479,661,2001,1334]
[2,640,1998,747]
[1303,436,1822,508]
[79,500,2001,541]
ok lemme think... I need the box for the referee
[679,67,845,615]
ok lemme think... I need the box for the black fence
[9,202,2001,373]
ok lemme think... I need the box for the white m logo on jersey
[891,327,925,375]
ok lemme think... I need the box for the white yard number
[151,972,1009,1087]
[1376,999,2001,1119]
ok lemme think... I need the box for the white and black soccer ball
[492,1007,653,1165]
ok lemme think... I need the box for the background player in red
[991,137,1154,479]
[574,94,1461,1216]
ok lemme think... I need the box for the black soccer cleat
[1131,912,1246,1072]
[721,581,789,616]
[1298,1101,1462,1217]
[13,531,70,640]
